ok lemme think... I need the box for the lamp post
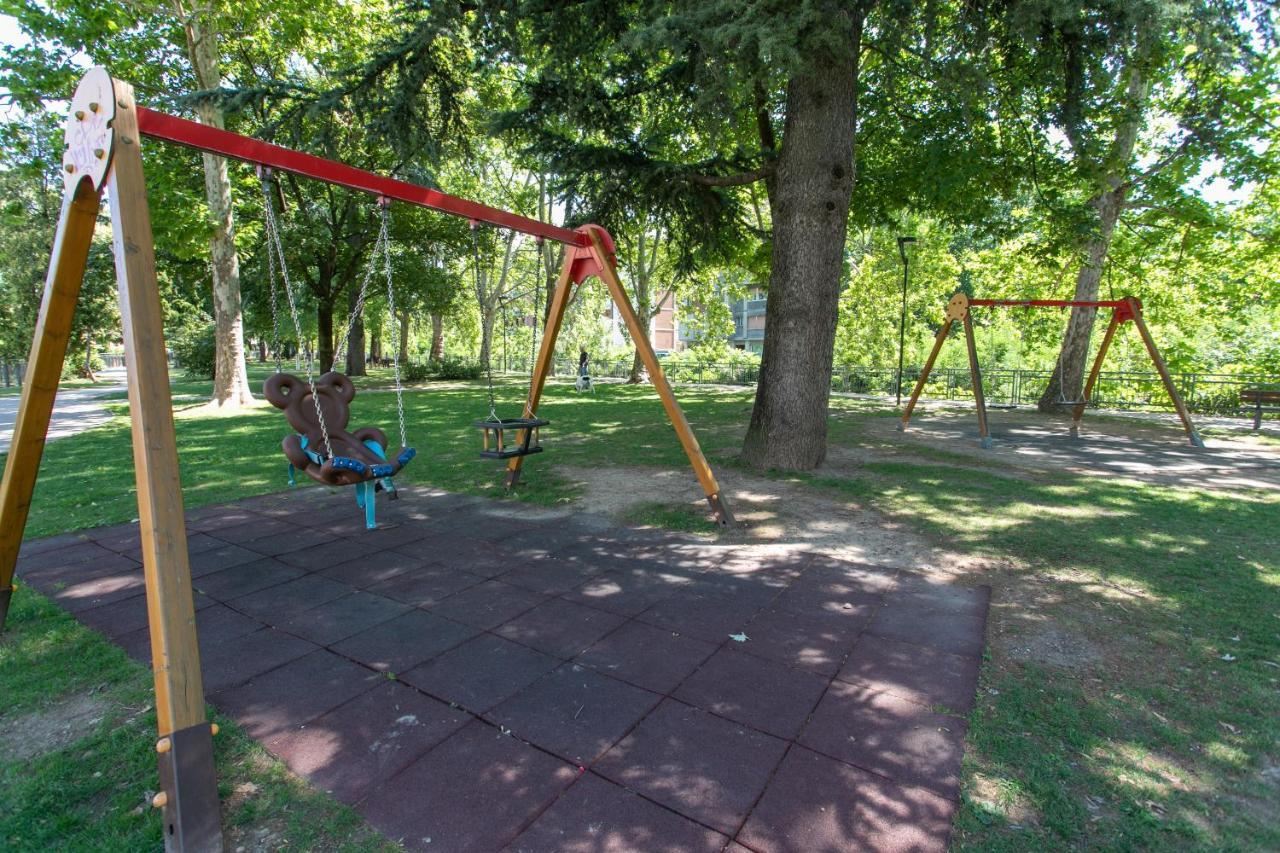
[895,236,917,407]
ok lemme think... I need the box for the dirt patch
[967,771,1042,828]
[558,463,994,578]
[1006,625,1103,669]
[867,408,1280,493]
[0,693,111,763]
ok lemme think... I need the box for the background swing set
[0,68,733,852]
[899,291,1205,448]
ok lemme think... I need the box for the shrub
[61,351,105,380]
[659,347,760,384]
[401,361,432,383]
[432,355,483,381]
[170,320,217,379]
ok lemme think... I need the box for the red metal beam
[134,107,586,247]
[969,298,1128,309]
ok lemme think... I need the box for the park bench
[1240,388,1280,429]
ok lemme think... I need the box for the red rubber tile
[576,621,718,694]
[838,633,981,713]
[738,745,956,853]
[263,681,469,805]
[194,558,306,600]
[488,663,660,764]
[277,537,382,570]
[595,699,788,835]
[207,518,294,545]
[248,527,340,557]
[399,633,560,713]
[17,531,93,558]
[801,556,902,593]
[350,521,436,550]
[506,772,728,853]
[48,571,146,613]
[188,544,275,578]
[364,563,486,608]
[277,591,411,645]
[331,609,478,673]
[771,572,884,619]
[865,600,987,659]
[495,598,626,659]
[636,593,766,645]
[402,539,521,579]
[210,649,382,739]
[195,604,264,646]
[361,720,576,852]
[427,580,546,630]
[562,570,687,617]
[741,603,872,676]
[498,558,604,595]
[74,594,150,639]
[200,627,319,693]
[673,647,829,740]
[891,579,992,618]
[318,549,432,588]
[797,681,967,799]
[225,573,350,621]
[16,541,124,574]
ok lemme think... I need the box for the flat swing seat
[474,417,549,459]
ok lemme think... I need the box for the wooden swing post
[506,227,735,526]
[899,291,1204,448]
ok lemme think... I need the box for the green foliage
[429,355,483,381]
[170,319,218,379]
[660,347,760,384]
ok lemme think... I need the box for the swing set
[898,291,1204,448]
[0,68,734,852]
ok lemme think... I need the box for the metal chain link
[259,170,333,458]
[471,221,499,422]
[377,200,409,449]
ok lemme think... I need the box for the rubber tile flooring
[17,486,991,852]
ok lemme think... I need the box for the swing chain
[259,166,285,373]
[378,198,409,450]
[471,220,499,422]
[259,168,334,458]
[333,206,390,369]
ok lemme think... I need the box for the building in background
[604,290,682,355]
[725,289,767,353]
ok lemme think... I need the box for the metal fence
[496,356,1277,418]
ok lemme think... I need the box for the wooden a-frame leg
[0,182,102,630]
[1070,310,1121,438]
[109,78,222,852]
[504,251,575,491]
[962,312,992,449]
[899,318,952,431]
[1127,298,1204,448]
[587,231,733,525]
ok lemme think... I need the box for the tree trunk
[430,313,444,360]
[1038,53,1148,411]
[176,0,252,407]
[399,309,411,362]
[1036,187,1126,409]
[317,304,335,373]
[627,229,652,384]
[345,285,367,376]
[370,321,382,363]
[741,49,859,470]
[257,338,267,362]
[81,334,96,381]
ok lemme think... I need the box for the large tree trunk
[1037,186,1126,409]
[176,0,252,407]
[741,47,859,470]
[256,337,267,362]
[345,286,367,376]
[430,313,444,360]
[370,321,382,363]
[317,304,335,374]
[1038,54,1147,411]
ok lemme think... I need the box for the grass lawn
[2,371,1277,850]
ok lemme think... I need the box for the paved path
[18,487,990,852]
[0,368,127,454]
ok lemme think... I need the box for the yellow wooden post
[1126,297,1204,447]
[503,249,576,490]
[505,228,734,525]
[900,292,968,432]
[1070,309,1122,437]
[0,182,101,629]
[961,309,992,449]
[108,74,222,852]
